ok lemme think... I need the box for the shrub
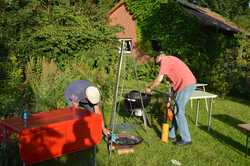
[0,54,23,117]
[24,55,117,113]
[25,57,66,112]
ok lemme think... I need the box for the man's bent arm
[147,74,164,90]
[94,104,110,136]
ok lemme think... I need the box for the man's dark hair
[154,56,160,66]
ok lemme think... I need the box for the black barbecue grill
[124,90,151,110]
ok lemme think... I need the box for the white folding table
[190,83,208,110]
[190,90,217,131]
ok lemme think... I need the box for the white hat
[85,86,100,104]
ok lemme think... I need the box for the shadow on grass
[147,94,168,139]
[151,123,162,138]
[225,96,250,107]
[199,126,246,154]
[34,147,102,166]
[213,114,247,130]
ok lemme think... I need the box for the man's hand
[72,102,79,109]
[102,128,110,137]
[145,74,164,95]
[145,87,152,94]
[167,101,171,108]
[71,95,79,109]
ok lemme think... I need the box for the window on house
[118,39,132,54]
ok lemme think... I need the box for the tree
[0,0,120,115]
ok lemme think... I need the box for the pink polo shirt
[159,56,196,92]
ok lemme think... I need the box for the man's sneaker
[175,140,192,146]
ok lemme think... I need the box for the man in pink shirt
[145,53,196,145]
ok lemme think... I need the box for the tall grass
[24,57,116,113]
[25,57,66,112]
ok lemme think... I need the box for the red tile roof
[107,0,125,16]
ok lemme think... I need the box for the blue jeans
[169,84,196,142]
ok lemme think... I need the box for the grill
[124,90,151,116]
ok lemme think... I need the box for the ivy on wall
[125,0,250,98]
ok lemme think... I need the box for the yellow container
[161,123,169,143]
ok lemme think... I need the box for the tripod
[108,41,150,156]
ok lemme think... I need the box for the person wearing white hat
[64,80,109,136]
[85,86,100,105]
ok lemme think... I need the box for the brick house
[107,1,151,63]
[107,0,248,63]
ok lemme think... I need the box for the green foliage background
[125,0,250,98]
[0,0,119,117]
[0,0,249,118]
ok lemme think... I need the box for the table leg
[202,87,209,113]
[208,99,213,131]
[195,99,200,126]
[205,99,209,113]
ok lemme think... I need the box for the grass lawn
[31,95,250,166]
